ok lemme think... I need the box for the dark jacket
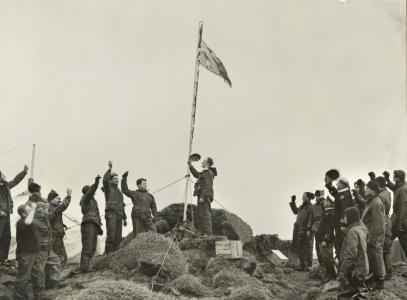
[317,203,335,243]
[379,189,392,216]
[25,194,52,251]
[0,170,27,214]
[48,196,71,237]
[361,194,386,245]
[290,201,312,236]
[102,169,126,219]
[189,165,217,200]
[81,181,102,226]
[338,222,369,287]
[308,199,324,234]
[121,177,158,219]
[326,184,354,223]
[391,181,407,232]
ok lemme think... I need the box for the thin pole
[29,144,36,185]
[183,21,203,223]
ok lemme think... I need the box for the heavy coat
[0,171,27,214]
[102,169,126,219]
[338,222,369,287]
[391,182,407,232]
[308,200,324,233]
[325,184,354,223]
[189,165,217,200]
[290,201,312,236]
[48,196,71,237]
[80,181,102,226]
[361,195,386,246]
[121,177,158,219]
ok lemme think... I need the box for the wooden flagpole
[29,144,36,185]
[183,21,203,223]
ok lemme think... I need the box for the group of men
[290,169,407,296]
[0,156,217,300]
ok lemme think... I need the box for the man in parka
[307,190,325,269]
[188,157,217,236]
[290,192,314,271]
[383,170,407,256]
[0,165,28,266]
[376,176,393,279]
[325,176,355,257]
[121,172,158,237]
[338,207,369,296]
[317,197,337,282]
[361,180,386,290]
[103,161,127,254]
[80,175,103,273]
[47,190,71,269]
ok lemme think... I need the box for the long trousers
[132,216,157,237]
[367,241,386,278]
[0,214,11,261]
[197,199,212,235]
[104,211,123,254]
[80,222,98,272]
[14,254,37,300]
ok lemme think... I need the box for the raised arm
[82,176,101,206]
[121,172,135,198]
[383,171,396,192]
[49,189,72,221]
[8,165,28,189]
[25,202,37,225]
[103,166,112,195]
[289,195,298,215]
[188,162,200,179]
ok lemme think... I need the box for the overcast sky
[0,0,405,239]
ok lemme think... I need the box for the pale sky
[0,0,406,239]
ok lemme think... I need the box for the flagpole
[29,144,36,185]
[183,21,203,223]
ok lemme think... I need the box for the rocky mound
[158,203,253,244]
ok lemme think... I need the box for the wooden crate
[215,240,243,259]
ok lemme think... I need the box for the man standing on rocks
[80,175,103,273]
[307,190,325,269]
[361,180,386,290]
[103,161,127,254]
[383,170,407,256]
[290,192,314,271]
[188,157,217,237]
[0,164,28,267]
[338,207,368,297]
[47,190,71,269]
[121,172,158,237]
[325,174,354,257]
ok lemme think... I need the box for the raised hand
[122,171,129,178]
[95,175,101,182]
[67,188,72,196]
[291,195,296,202]
[108,161,113,169]
[23,165,29,172]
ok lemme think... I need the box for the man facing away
[307,190,325,270]
[103,161,127,254]
[121,172,158,237]
[0,164,28,266]
[338,207,369,297]
[80,175,103,273]
[188,157,217,237]
[383,170,407,256]
[361,180,386,290]
[14,202,39,300]
[47,190,71,269]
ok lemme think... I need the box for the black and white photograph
[0,1,407,299]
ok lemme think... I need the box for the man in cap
[121,172,158,237]
[338,207,369,297]
[307,190,325,269]
[47,190,71,269]
[361,180,386,290]
[103,161,127,254]
[0,165,28,266]
[188,157,217,237]
[383,170,407,256]
[376,176,393,279]
[80,175,103,273]
[290,192,314,271]
[317,197,337,282]
[325,174,355,256]
[353,179,367,216]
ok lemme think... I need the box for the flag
[199,41,232,87]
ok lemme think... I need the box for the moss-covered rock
[229,284,271,300]
[182,249,209,275]
[172,274,212,297]
[60,280,153,300]
[213,268,250,288]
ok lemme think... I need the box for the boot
[374,276,385,290]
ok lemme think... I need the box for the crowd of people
[290,169,407,297]
[0,157,217,300]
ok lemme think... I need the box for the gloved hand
[383,171,390,181]
[291,195,296,202]
[122,171,129,178]
[368,172,376,181]
[95,175,101,182]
